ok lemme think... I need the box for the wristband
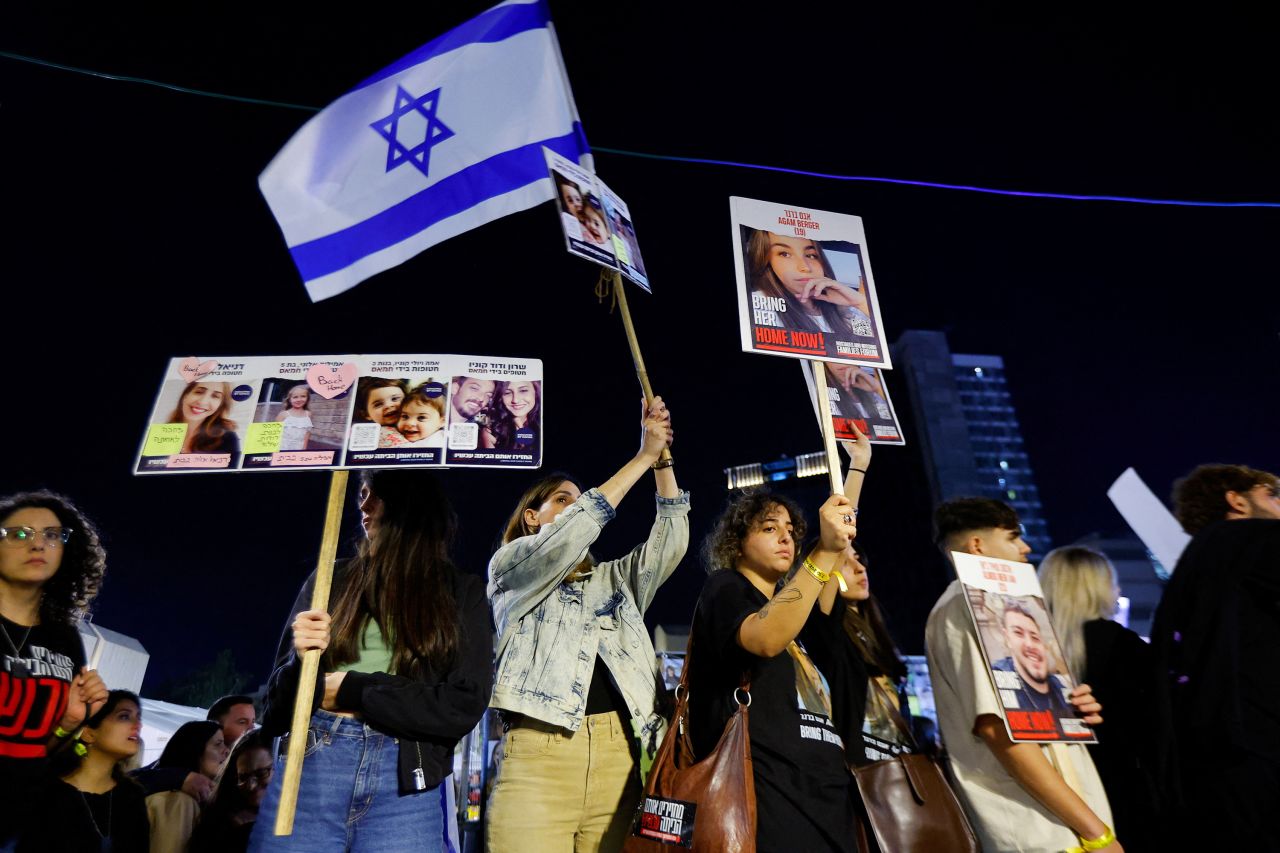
[54,726,72,739]
[1079,826,1115,851]
[850,467,867,474]
[73,741,88,757]
[651,457,674,470]
[802,558,830,584]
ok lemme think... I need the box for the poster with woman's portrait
[135,358,263,472]
[731,196,891,368]
[800,361,906,446]
[135,354,543,474]
[952,552,1098,744]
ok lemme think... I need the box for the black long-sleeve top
[260,562,494,794]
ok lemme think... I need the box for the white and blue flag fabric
[259,0,590,301]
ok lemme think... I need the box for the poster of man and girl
[135,355,543,473]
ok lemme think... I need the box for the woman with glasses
[251,470,492,853]
[191,730,274,853]
[0,491,110,848]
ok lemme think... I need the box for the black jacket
[260,562,494,794]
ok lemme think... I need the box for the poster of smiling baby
[730,197,890,368]
[135,354,543,473]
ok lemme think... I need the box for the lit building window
[999,460,1009,470]
[974,367,984,377]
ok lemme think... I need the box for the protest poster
[444,357,543,468]
[951,552,1098,744]
[598,179,650,292]
[730,196,890,368]
[800,361,905,446]
[242,357,356,470]
[544,148,650,291]
[136,359,264,472]
[546,147,617,268]
[136,355,543,473]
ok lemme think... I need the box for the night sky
[3,3,1276,692]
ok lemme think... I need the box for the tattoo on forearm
[757,586,803,620]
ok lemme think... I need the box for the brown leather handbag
[851,679,978,853]
[624,638,756,853]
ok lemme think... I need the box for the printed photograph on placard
[951,552,1098,744]
[135,359,262,473]
[800,361,905,445]
[731,196,891,368]
[446,358,542,468]
[345,356,451,467]
[599,179,650,292]
[240,357,355,470]
[545,147,618,269]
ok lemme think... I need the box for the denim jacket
[488,488,690,736]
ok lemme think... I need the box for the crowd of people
[2,395,1277,851]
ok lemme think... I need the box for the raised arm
[819,426,871,615]
[737,494,857,658]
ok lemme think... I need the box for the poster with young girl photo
[135,359,263,473]
[800,361,906,446]
[241,357,355,470]
[546,148,616,268]
[345,357,451,467]
[951,552,1098,744]
[730,196,891,368]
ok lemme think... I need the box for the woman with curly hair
[689,485,860,852]
[0,490,110,845]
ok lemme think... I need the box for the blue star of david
[369,85,455,178]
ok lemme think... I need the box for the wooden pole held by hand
[612,271,672,463]
[810,360,845,495]
[274,469,349,836]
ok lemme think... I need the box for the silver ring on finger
[842,514,853,525]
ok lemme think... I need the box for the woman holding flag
[485,397,687,853]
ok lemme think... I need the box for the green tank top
[335,618,394,674]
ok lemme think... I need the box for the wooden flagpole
[809,360,845,496]
[274,469,350,836]
[609,271,672,464]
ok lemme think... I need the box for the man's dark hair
[1172,464,1280,534]
[206,695,255,723]
[934,497,1021,547]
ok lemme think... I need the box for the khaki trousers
[485,712,640,853]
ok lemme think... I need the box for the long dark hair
[52,690,141,781]
[326,470,461,675]
[484,380,542,450]
[167,381,238,452]
[195,729,271,841]
[744,227,856,337]
[842,544,905,681]
[0,490,106,625]
[157,720,221,773]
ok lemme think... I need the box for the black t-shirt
[688,571,858,853]
[1,615,84,761]
[17,778,151,853]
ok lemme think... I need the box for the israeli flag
[259,0,590,301]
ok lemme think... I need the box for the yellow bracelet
[1080,825,1115,851]
[802,558,830,584]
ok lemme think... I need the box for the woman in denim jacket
[486,397,688,853]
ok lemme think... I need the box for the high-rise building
[894,330,1052,557]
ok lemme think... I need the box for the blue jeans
[249,711,451,853]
